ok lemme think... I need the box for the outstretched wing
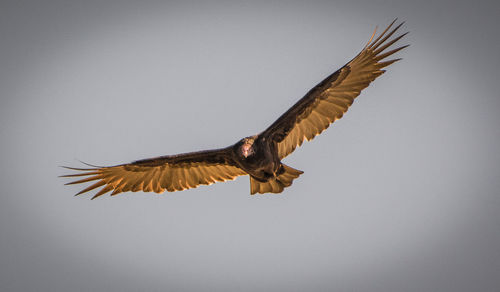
[61,148,247,199]
[262,20,408,159]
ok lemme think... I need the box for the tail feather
[250,164,303,195]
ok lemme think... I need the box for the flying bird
[62,20,408,199]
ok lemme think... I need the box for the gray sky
[1,0,499,291]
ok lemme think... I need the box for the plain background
[1,0,499,291]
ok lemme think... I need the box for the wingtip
[73,191,99,200]
[61,165,96,171]
[365,26,378,48]
[368,19,407,50]
[77,160,104,168]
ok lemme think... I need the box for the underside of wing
[61,148,247,199]
[263,19,408,159]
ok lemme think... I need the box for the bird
[62,19,408,199]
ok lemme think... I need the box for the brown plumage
[62,20,408,199]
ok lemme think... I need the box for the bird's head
[239,136,256,158]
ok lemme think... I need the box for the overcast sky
[1,0,499,291]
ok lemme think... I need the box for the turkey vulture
[62,20,408,199]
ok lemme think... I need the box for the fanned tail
[250,164,303,194]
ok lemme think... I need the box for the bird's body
[62,20,408,199]
[234,136,280,181]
